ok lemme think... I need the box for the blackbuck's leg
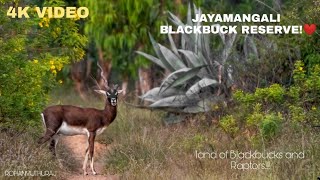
[82,131,97,175]
[49,135,63,167]
[38,115,62,144]
[83,134,90,175]
[49,135,60,156]
[89,131,97,175]
[38,127,59,144]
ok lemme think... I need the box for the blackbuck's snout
[110,98,117,106]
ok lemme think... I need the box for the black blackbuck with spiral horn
[38,63,123,175]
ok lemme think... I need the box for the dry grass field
[1,88,319,180]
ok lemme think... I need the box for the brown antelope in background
[38,63,123,175]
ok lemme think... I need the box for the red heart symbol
[304,24,316,35]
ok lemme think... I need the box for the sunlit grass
[1,88,319,179]
[0,129,68,180]
[96,104,319,179]
[50,88,320,179]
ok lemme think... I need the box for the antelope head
[95,84,123,106]
[95,63,123,106]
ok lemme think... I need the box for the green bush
[260,113,283,140]
[222,60,320,143]
[219,115,239,136]
[234,84,285,108]
[182,134,206,152]
[0,0,86,129]
[288,61,320,125]
[246,103,264,127]
[239,103,283,141]
[0,55,52,127]
[288,105,305,123]
[0,54,69,127]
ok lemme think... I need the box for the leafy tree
[80,0,205,94]
[0,0,86,128]
[280,0,320,70]
[80,0,161,92]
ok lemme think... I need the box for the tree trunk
[121,75,128,96]
[138,67,152,95]
[172,0,181,54]
[71,59,92,101]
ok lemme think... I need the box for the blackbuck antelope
[38,64,122,175]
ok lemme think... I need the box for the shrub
[182,134,206,152]
[288,105,306,123]
[246,103,264,127]
[288,61,320,126]
[260,113,283,140]
[223,60,320,143]
[219,115,239,137]
[0,0,86,129]
[0,54,68,128]
[234,84,285,110]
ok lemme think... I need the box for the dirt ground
[60,135,119,180]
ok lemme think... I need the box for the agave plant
[137,4,237,113]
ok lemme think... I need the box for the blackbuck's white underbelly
[56,122,107,136]
[96,127,106,135]
[57,122,88,136]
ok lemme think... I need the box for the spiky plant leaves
[168,12,194,44]
[183,99,211,113]
[186,78,218,97]
[221,33,237,63]
[158,44,186,70]
[168,32,181,59]
[136,51,165,69]
[178,50,204,67]
[148,33,175,72]
[244,35,259,61]
[149,95,190,108]
[140,87,183,102]
[161,65,206,93]
[137,4,240,113]
[159,68,192,91]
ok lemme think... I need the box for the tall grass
[49,88,320,179]
[100,103,320,179]
[0,129,66,180]
[1,88,319,179]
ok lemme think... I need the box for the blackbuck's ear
[94,90,107,96]
[117,89,124,94]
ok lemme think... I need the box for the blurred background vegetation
[0,0,319,179]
